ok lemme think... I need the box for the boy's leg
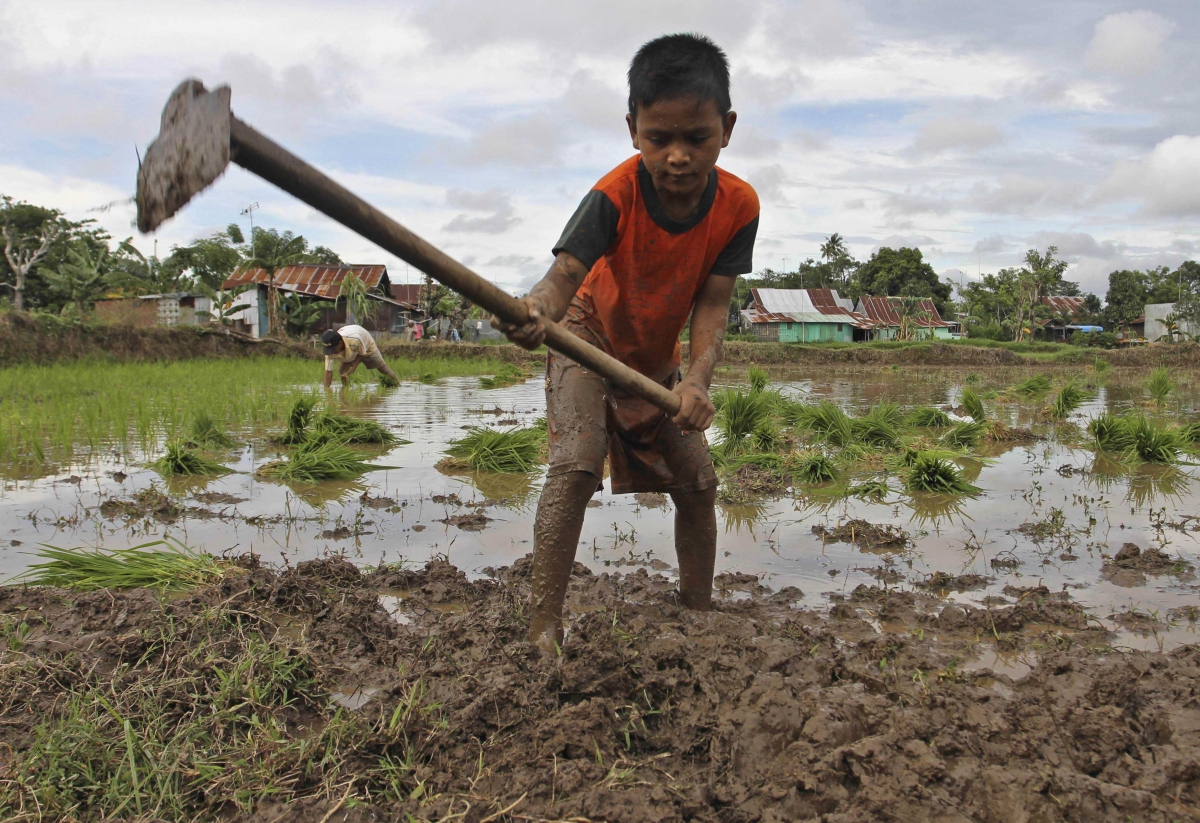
[669,485,718,609]
[528,471,596,650]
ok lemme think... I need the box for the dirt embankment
[3,557,1198,822]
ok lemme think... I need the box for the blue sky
[3,0,1200,297]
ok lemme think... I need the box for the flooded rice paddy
[2,364,1198,655]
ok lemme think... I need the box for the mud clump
[1,557,1197,822]
[1102,543,1193,587]
[813,518,910,551]
[192,491,247,505]
[439,511,491,531]
[98,487,193,522]
[913,570,992,592]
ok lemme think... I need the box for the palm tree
[241,229,312,340]
[109,239,190,294]
[895,296,930,341]
[819,233,853,290]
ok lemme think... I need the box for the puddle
[1,369,1198,649]
[963,647,1040,681]
[331,686,379,711]
[378,593,413,625]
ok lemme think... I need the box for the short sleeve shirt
[324,324,378,371]
[553,156,759,381]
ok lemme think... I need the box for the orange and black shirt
[553,155,759,382]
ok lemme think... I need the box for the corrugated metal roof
[223,265,389,299]
[855,295,950,328]
[1042,295,1085,314]
[744,288,875,328]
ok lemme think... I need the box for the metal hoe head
[136,80,232,233]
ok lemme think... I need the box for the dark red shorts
[545,325,716,495]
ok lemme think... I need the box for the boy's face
[627,97,736,202]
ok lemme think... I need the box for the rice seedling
[723,451,785,472]
[850,403,903,448]
[1044,379,1089,420]
[1089,411,1136,454]
[188,410,236,448]
[845,477,891,500]
[379,371,400,388]
[1147,367,1175,408]
[939,421,986,450]
[152,441,231,477]
[308,411,403,445]
[792,401,855,447]
[1124,414,1182,464]
[904,453,980,495]
[959,387,986,424]
[750,420,786,452]
[276,395,318,445]
[478,363,527,389]
[13,538,229,592]
[906,406,952,428]
[714,390,776,452]
[257,440,389,482]
[1092,357,1112,377]
[442,426,545,473]
[1012,374,1052,396]
[1182,421,1200,445]
[965,373,982,386]
[748,366,770,394]
[790,452,837,484]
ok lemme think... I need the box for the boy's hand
[672,379,715,432]
[492,295,548,350]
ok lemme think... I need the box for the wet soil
[812,519,911,551]
[3,557,1198,822]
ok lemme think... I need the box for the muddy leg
[378,362,400,384]
[528,470,596,652]
[669,485,718,609]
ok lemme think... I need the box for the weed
[1147,367,1174,408]
[152,441,231,477]
[443,426,545,473]
[959,387,986,424]
[14,538,229,592]
[906,406,952,428]
[904,453,980,494]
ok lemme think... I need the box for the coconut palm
[241,228,313,340]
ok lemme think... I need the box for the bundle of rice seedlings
[984,420,1036,443]
[1088,411,1136,454]
[724,451,785,472]
[793,401,854,447]
[153,441,231,477]
[965,373,982,386]
[1182,421,1200,444]
[443,426,544,473]
[751,420,786,452]
[15,538,228,592]
[906,406,952,428]
[1092,357,1112,377]
[308,411,402,445]
[715,390,776,451]
[748,366,770,394]
[1147,367,1175,408]
[380,372,400,388]
[791,452,837,484]
[478,363,527,389]
[959,387,986,424]
[904,453,980,494]
[276,396,317,445]
[188,410,235,448]
[846,477,891,500]
[1013,374,1051,396]
[940,421,986,450]
[1125,414,1182,464]
[850,403,903,448]
[257,441,387,482]
[1044,379,1089,420]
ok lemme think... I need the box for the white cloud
[910,118,1003,155]
[443,189,520,234]
[1085,10,1175,78]
[1100,135,1200,217]
[1026,231,1125,260]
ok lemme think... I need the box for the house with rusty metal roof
[854,296,955,340]
[222,264,419,338]
[740,288,876,342]
[1037,295,1100,339]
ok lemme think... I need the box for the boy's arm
[493,251,590,350]
[674,274,737,431]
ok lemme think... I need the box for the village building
[740,288,875,342]
[93,293,213,327]
[1144,303,1199,342]
[1037,295,1103,339]
[854,295,956,340]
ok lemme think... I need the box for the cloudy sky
[3,0,1199,297]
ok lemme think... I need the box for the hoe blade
[136,79,232,233]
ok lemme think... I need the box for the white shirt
[324,325,379,371]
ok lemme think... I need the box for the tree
[1173,261,1200,329]
[851,247,951,311]
[44,242,112,316]
[107,239,193,295]
[819,233,856,290]
[0,195,68,311]
[242,228,314,340]
[170,224,245,293]
[199,285,254,326]
[1010,247,1071,342]
[1104,269,1149,331]
[1082,293,1103,320]
[894,296,930,341]
[279,292,334,338]
[339,271,373,326]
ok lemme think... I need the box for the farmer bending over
[495,33,758,652]
[321,325,399,388]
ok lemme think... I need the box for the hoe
[136,79,682,415]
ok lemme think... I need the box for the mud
[1102,543,1195,588]
[4,557,1198,822]
[812,519,910,551]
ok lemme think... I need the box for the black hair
[627,33,731,117]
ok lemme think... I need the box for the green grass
[904,453,980,495]
[1182,421,1200,445]
[1089,411,1136,454]
[850,403,903,448]
[747,366,770,393]
[152,441,231,477]
[959,387,986,424]
[940,421,986,450]
[713,389,777,452]
[442,426,545,473]
[188,410,235,448]
[13,539,229,592]
[1044,379,1090,420]
[791,452,837,483]
[1147,367,1175,408]
[1088,411,1183,464]
[906,406,952,428]
[257,441,389,482]
[478,363,527,389]
[1012,374,1052,396]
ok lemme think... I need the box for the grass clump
[478,363,527,389]
[276,396,317,445]
[308,411,402,445]
[257,441,388,482]
[188,410,235,449]
[748,366,770,394]
[14,539,229,592]
[906,406,952,428]
[790,452,837,484]
[714,389,777,453]
[959,387,986,424]
[940,421,986,450]
[1088,411,1182,464]
[1044,379,1090,420]
[443,426,545,473]
[1012,374,1052,397]
[1147,367,1175,408]
[152,441,231,477]
[904,453,980,495]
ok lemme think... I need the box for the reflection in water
[1126,465,1192,508]
[720,502,769,536]
[163,474,221,497]
[955,457,985,485]
[906,492,975,526]
[435,466,540,510]
[266,478,370,509]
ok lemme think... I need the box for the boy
[495,33,759,652]
[321,325,400,388]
